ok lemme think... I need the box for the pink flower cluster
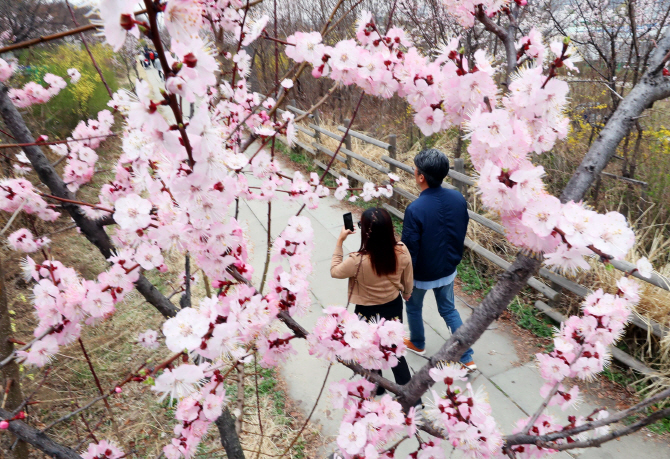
[507,280,639,457]
[8,73,67,107]
[285,19,497,136]
[162,287,278,360]
[7,228,50,253]
[308,306,407,370]
[424,364,503,458]
[51,109,115,192]
[286,12,617,274]
[439,0,525,28]
[0,58,15,82]
[18,252,140,367]
[162,371,228,459]
[0,178,60,221]
[266,215,314,318]
[330,377,420,458]
[81,439,124,459]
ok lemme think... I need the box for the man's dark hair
[414,149,449,188]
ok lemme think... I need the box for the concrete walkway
[235,156,669,458]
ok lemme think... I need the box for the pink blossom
[97,0,139,51]
[521,195,561,238]
[138,329,160,349]
[67,68,81,83]
[82,439,124,459]
[18,335,59,367]
[113,193,152,231]
[337,421,367,455]
[636,257,653,278]
[0,58,14,82]
[163,308,210,352]
[414,106,445,136]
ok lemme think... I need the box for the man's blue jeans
[405,281,474,364]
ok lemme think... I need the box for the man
[401,149,475,370]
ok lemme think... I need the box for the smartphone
[343,212,354,231]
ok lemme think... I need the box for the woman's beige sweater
[330,242,413,305]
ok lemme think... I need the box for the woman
[330,207,413,391]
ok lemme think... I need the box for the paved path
[236,155,668,458]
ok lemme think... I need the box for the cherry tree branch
[504,385,670,447]
[475,6,517,86]
[65,0,114,98]
[0,407,82,459]
[0,83,179,320]
[544,406,670,451]
[561,28,670,203]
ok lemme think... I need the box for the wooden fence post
[388,134,400,209]
[313,109,322,142]
[453,157,467,200]
[343,118,353,171]
[388,134,397,172]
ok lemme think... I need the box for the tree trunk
[215,408,246,459]
[561,31,670,203]
[0,256,29,458]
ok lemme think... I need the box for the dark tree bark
[561,31,670,203]
[0,408,81,459]
[0,256,29,459]
[214,408,246,459]
[0,83,178,319]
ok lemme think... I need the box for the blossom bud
[172,62,183,73]
[312,66,323,78]
[36,135,48,142]
[663,68,670,76]
[563,36,571,45]
[183,53,197,68]
[0,421,8,429]
[115,387,122,393]
[119,14,134,31]
[458,47,465,55]
[16,412,25,420]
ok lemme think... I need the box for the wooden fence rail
[276,105,670,377]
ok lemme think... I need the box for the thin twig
[65,0,114,98]
[0,327,55,369]
[0,201,26,236]
[278,364,332,459]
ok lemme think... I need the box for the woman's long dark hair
[358,207,399,276]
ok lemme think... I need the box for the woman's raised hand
[338,226,355,242]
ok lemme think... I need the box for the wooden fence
[276,104,670,379]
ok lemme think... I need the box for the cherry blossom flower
[152,364,205,401]
[138,329,160,349]
[113,193,152,231]
[0,58,14,82]
[67,68,81,83]
[636,257,653,278]
[17,335,58,367]
[96,0,139,51]
[7,229,49,253]
[163,308,211,352]
[82,439,124,459]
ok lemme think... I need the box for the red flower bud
[183,53,198,68]
[120,14,135,31]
